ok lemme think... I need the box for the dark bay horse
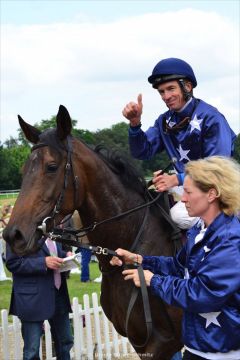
[3,105,183,359]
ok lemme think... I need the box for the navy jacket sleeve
[6,246,48,275]
[142,245,187,278]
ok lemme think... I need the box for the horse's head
[3,105,77,255]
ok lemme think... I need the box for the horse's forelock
[38,128,67,152]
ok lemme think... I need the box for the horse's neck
[79,186,145,247]
[73,153,144,249]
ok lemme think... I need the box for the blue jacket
[142,213,240,353]
[129,98,236,184]
[6,240,72,321]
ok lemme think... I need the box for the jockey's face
[157,80,191,111]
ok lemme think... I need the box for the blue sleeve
[201,111,236,157]
[149,235,240,313]
[142,246,187,277]
[128,119,165,160]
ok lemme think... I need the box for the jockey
[123,57,236,230]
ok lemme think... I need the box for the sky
[0,0,239,144]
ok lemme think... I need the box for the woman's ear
[208,188,218,203]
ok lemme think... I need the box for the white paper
[59,254,81,272]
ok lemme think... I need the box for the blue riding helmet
[148,58,197,89]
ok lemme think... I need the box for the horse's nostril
[3,226,27,251]
[14,229,23,241]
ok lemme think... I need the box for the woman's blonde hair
[185,156,240,215]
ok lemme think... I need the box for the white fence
[0,293,136,360]
[0,190,19,200]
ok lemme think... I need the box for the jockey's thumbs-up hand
[122,93,143,127]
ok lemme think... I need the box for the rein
[49,190,162,242]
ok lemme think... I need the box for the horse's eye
[46,163,58,173]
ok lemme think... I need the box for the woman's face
[182,175,213,219]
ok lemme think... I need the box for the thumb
[137,93,143,110]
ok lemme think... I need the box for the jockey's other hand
[153,172,179,192]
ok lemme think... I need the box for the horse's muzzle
[3,225,42,256]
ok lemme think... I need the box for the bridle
[33,136,79,234]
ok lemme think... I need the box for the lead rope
[124,206,153,348]
[125,265,152,348]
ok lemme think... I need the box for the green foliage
[0,144,30,190]
[73,129,95,144]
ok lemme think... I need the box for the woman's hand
[122,269,154,287]
[110,248,142,267]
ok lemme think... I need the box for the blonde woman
[111,156,240,360]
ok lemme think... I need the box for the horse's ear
[18,115,41,144]
[56,105,72,140]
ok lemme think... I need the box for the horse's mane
[35,129,147,196]
[94,145,147,196]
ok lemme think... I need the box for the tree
[0,145,30,190]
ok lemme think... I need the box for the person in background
[111,156,240,360]
[0,204,13,261]
[71,210,92,282]
[6,236,73,360]
[123,57,236,231]
[0,204,13,281]
[77,247,92,282]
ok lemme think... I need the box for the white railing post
[44,320,53,360]
[12,315,21,359]
[111,323,120,358]
[72,297,83,359]
[121,336,129,356]
[92,292,103,360]
[83,294,94,360]
[1,309,10,360]
[102,312,112,360]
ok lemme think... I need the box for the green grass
[0,262,101,313]
[67,262,102,304]
[0,195,17,207]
